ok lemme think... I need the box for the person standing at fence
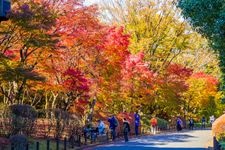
[150,116,158,135]
[123,118,130,142]
[134,111,140,136]
[108,114,118,141]
[98,120,105,135]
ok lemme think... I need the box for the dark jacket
[123,121,130,133]
[108,116,118,129]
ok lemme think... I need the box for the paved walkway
[87,129,213,150]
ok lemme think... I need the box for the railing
[10,137,78,150]
[2,125,175,150]
[1,116,174,149]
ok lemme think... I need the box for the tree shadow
[136,133,197,143]
[90,133,202,150]
[93,146,206,150]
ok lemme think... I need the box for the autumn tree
[183,72,221,118]
[100,0,207,73]
[0,0,58,105]
[120,52,155,112]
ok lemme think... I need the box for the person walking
[189,118,194,130]
[123,118,130,142]
[134,111,140,136]
[210,115,215,126]
[176,117,183,131]
[201,116,206,129]
[150,116,158,135]
[108,114,118,141]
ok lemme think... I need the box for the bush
[10,134,28,150]
[157,118,168,130]
[193,122,211,128]
[212,114,225,139]
[139,116,169,131]
[1,104,37,136]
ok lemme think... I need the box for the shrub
[212,114,225,139]
[10,134,28,150]
[2,104,37,136]
[157,118,168,130]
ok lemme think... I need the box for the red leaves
[166,63,193,79]
[63,68,89,97]
[3,50,15,58]
[96,27,130,67]
[122,52,154,83]
[121,52,156,98]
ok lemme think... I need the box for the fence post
[36,142,39,150]
[64,137,67,150]
[26,143,29,150]
[47,139,50,150]
[11,143,14,150]
[56,139,59,150]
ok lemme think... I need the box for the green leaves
[1,66,45,82]
[178,0,225,95]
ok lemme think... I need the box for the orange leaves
[162,63,193,94]
[212,114,225,137]
[192,72,219,86]
[54,3,102,49]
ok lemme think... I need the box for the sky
[84,0,99,6]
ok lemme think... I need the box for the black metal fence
[8,128,153,150]
[10,137,80,150]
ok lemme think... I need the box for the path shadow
[137,133,196,143]
[87,131,207,150]
[92,146,206,150]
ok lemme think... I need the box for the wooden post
[36,142,39,150]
